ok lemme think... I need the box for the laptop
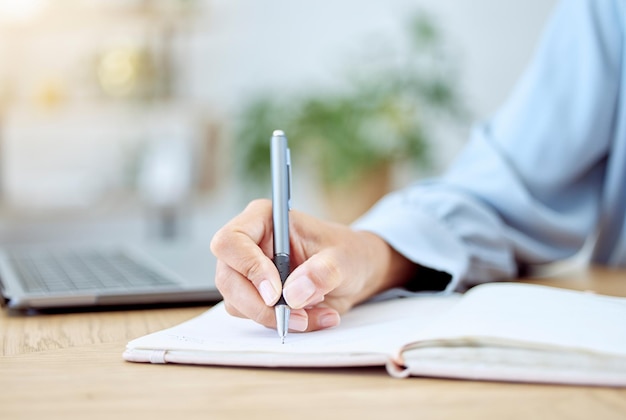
[0,242,223,312]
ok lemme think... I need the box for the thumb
[282,249,345,310]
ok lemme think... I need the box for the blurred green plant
[234,12,468,190]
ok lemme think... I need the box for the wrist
[355,230,417,298]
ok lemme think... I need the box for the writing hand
[210,199,415,332]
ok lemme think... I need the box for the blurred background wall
[0,0,557,242]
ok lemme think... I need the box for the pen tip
[281,337,285,344]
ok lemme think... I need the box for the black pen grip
[273,253,290,306]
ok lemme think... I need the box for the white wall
[0,0,560,218]
[173,0,558,217]
[190,0,558,124]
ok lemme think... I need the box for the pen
[271,129,292,344]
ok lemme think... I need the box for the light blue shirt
[354,0,626,291]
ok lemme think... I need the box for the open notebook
[123,282,626,387]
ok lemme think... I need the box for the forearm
[353,0,621,290]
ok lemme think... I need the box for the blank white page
[412,283,626,356]
[126,294,460,359]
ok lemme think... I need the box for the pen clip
[286,147,292,210]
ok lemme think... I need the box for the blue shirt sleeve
[352,0,624,291]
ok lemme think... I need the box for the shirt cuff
[351,190,469,293]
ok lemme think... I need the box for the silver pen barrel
[271,130,292,343]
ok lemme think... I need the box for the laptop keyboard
[7,250,178,293]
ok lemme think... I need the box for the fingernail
[319,312,340,329]
[288,310,308,332]
[283,275,317,308]
[259,280,278,306]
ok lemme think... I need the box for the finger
[288,309,309,332]
[217,260,310,332]
[282,249,344,310]
[214,260,277,328]
[210,200,282,305]
[302,306,341,331]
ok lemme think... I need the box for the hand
[210,199,415,332]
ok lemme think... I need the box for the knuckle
[246,198,271,213]
[240,255,268,284]
[315,254,342,287]
[209,229,228,256]
[251,306,275,328]
[214,271,228,291]
[213,262,233,292]
[223,302,238,316]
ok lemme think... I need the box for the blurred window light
[0,0,47,24]
[96,45,157,99]
[97,48,139,97]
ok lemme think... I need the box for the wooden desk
[1,267,625,419]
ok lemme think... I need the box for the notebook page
[408,283,626,356]
[125,294,460,363]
